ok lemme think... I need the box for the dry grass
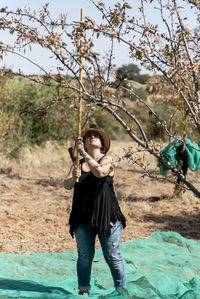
[0,140,199,254]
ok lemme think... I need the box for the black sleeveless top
[69,157,126,237]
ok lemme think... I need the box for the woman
[64,128,126,296]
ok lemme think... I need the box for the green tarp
[0,232,199,298]
[158,138,200,175]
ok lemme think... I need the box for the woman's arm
[64,164,81,190]
[75,137,113,177]
[82,153,114,178]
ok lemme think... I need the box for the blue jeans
[74,221,126,293]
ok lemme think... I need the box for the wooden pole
[76,8,84,183]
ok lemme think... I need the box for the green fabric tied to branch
[158,138,200,175]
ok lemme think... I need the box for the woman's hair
[83,133,106,154]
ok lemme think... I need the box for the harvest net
[0,231,199,298]
[158,138,200,175]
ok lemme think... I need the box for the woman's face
[84,132,102,150]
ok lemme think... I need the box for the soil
[0,140,199,254]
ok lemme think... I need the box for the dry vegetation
[0,140,199,254]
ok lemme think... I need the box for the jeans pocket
[111,220,122,234]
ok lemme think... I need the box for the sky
[0,0,196,75]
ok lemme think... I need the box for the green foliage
[88,108,127,140]
[0,74,130,157]
[145,102,199,142]
[134,74,150,85]
[0,75,76,157]
[147,119,166,141]
[128,88,148,102]
[116,63,140,80]
[146,103,167,141]
[0,72,198,158]
[116,63,150,84]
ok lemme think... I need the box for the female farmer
[64,128,126,296]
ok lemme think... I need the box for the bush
[87,108,128,140]
[0,75,76,156]
[116,63,150,84]
[128,88,148,101]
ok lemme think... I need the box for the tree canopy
[0,0,199,197]
[116,63,150,84]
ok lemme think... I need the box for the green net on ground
[158,138,200,175]
[0,231,199,298]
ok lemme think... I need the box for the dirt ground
[0,140,200,254]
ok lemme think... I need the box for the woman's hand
[72,163,81,178]
[64,163,81,190]
[75,137,87,157]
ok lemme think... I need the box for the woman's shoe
[78,291,89,296]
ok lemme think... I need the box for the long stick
[76,8,84,183]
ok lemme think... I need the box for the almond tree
[0,0,199,197]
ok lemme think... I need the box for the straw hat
[81,128,111,153]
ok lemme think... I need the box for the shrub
[0,76,76,156]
